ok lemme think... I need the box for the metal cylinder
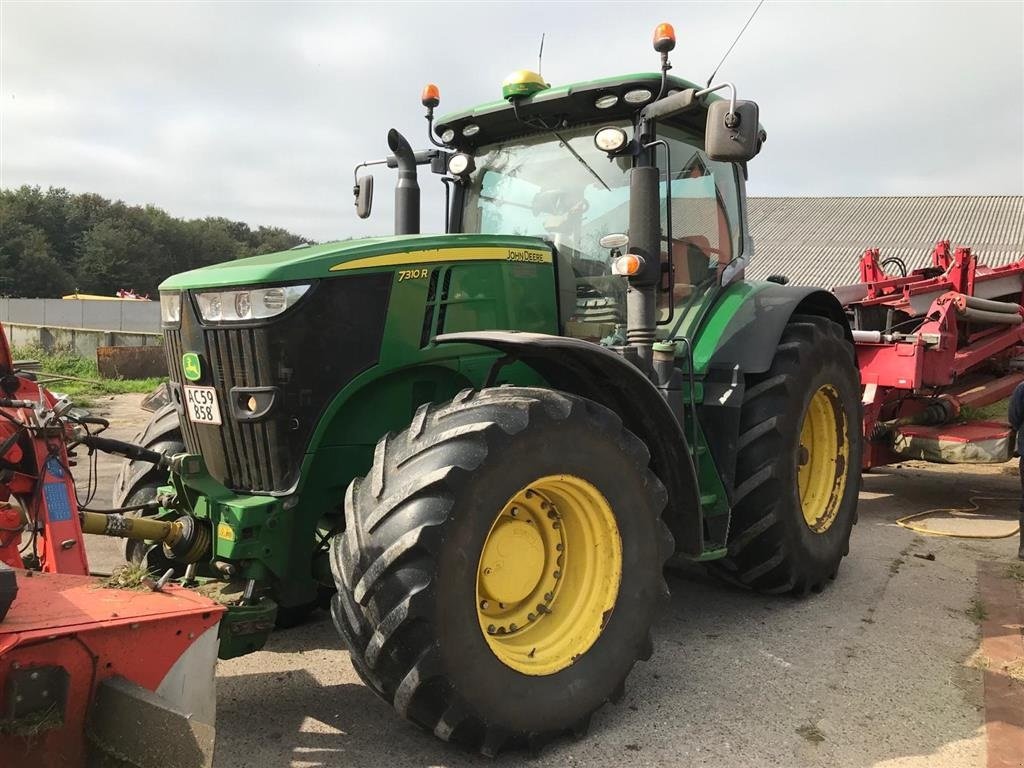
[957,306,1023,325]
[626,164,662,373]
[79,512,210,564]
[387,129,420,235]
[81,510,177,540]
[963,294,1021,314]
[852,330,882,343]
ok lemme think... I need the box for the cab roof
[435,72,718,149]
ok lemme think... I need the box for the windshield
[461,123,742,343]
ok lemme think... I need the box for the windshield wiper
[549,128,610,192]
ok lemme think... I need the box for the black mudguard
[111,401,183,508]
[435,331,704,556]
[707,284,852,375]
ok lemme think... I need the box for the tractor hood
[159,233,554,291]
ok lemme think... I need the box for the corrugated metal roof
[745,196,1024,289]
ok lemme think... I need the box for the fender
[696,282,853,376]
[436,331,704,556]
[111,400,183,508]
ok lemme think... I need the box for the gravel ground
[79,395,1022,768]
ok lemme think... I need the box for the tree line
[0,186,312,298]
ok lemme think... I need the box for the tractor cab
[447,107,746,343]
[355,24,765,361]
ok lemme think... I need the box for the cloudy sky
[2,1,1022,242]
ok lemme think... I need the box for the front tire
[708,315,862,595]
[111,402,185,568]
[330,387,671,754]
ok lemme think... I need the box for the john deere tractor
[113,23,861,753]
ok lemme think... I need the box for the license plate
[184,385,222,425]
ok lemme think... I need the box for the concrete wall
[0,298,161,333]
[5,323,162,359]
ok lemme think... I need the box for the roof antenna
[705,0,765,87]
[537,32,546,77]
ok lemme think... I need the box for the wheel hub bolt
[480,600,489,610]
[487,624,497,634]
[537,604,551,615]
[553,570,561,579]
[510,508,518,517]
[798,445,810,466]
[544,592,553,601]
[509,623,518,632]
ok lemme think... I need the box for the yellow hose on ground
[896,494,1021,539]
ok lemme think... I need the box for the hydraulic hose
[78,433,168,467]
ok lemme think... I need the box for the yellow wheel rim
[797,385,850,533]
[476,475,621,676]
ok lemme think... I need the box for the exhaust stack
[387,129,420,235]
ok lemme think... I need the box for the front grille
[165,274,392,494]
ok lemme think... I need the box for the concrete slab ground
[79,396,1023,768]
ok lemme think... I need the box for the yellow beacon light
[501,70,548,101]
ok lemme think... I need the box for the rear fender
[698,283,853,376]
[435,331,703,555]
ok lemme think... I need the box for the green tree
[0,185,313,297]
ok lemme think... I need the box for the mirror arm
[353,159,388,186]
[695,81,738,123]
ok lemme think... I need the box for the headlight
[160,292,181,324]
[195,284,311,322]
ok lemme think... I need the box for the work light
[159,292,181,325]
[195,284,310,322]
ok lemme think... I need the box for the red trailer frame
[835,242,1024,469]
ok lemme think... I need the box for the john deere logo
[182,352,202,382]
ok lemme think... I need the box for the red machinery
[834,241,1024,469]
[0,325,224,768]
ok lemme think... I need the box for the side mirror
[354,175,374,219]
[705,99,761,163]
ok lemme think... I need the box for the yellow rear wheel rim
[797,385,850,533]
[476,475,621,676]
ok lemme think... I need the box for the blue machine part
[43,456,73,522]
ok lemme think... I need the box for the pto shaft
[80,512,210,563]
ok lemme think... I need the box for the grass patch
[1006,562,1024,583]
[12,345,163,406]
[959,398,1011,423]
[103,562,153,591]
[966,598,988,623]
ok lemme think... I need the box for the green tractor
[114,23,861,753]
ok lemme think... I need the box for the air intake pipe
[388,128,420,235]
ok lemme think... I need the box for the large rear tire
[708,315,861,595]
[330,387,671,754]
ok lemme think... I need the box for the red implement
[836,242,1024,469]
[0,570,224,767]
[0,321,225,768]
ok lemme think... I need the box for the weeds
[965,598,988,623]
[104,562,153,591]
[12,345,163,406]
[1006,562,1024,583]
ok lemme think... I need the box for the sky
[1,1,1022,243]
